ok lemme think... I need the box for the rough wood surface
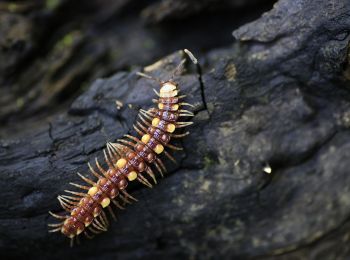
[1,0,350,259]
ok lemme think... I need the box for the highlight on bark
[48,49,197,246]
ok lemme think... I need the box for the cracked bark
[1,0,350,259]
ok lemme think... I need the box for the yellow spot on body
[152,118,160,127]
[158,103,164,110]
[141,134,151,144]
[100,197,110,208]
[167,123,176,133]
[127,171,138,181]
[172,104,179,111]
[84,221,91,227]
[70,210,77,216]
[154,144,164,154]
[116,158,127,168]
[69,234,75,238]
[88,186,98,196]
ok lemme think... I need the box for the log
[1,0,350,259]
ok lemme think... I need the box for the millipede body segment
[48,51,195,246]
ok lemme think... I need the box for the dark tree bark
[1,0,350,259]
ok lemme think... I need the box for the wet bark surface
[1,0,350,259]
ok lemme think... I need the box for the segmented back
[48,50,196,246]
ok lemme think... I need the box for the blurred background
[0,0,275,134]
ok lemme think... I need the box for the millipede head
[159,81,178,98]
[136,49,197,94]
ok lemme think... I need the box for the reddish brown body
[48,72,194,245]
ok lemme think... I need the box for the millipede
[48,49,197,246]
